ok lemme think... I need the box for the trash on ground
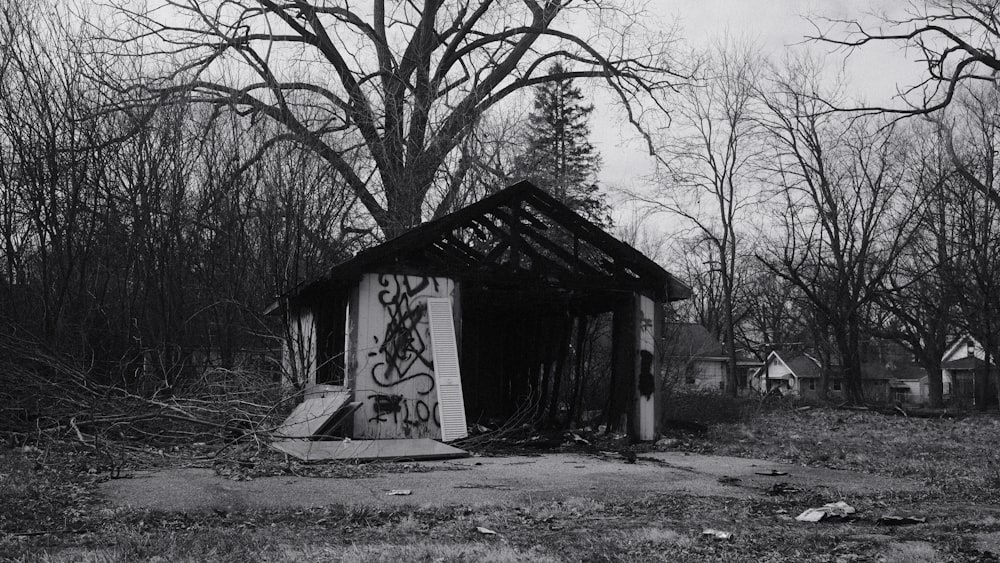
[796,501,856,523]
[877,515,927,526]
[767,482,802,495]
[476,526,497,535]
[386,489,412,496]
[701,528,733,540]
[717,476,741,485]
[755,469,789,476]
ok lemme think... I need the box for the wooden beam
[489,207,608,278]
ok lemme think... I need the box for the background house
[662,323,729,392]
[750,351,822,398]
[941,335,996,406]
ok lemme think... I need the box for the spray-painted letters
[354,274,452,438]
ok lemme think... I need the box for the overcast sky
[594,0,920,192]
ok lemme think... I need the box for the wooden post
[608,295,636,435]
[634,293,657,441]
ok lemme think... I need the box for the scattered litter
[386,489,412,496]
[702,528,733,540]
[766,482,803,495]
[569,433,591,445]
[718,476,742,485]
[454,483,512,491]
[755,469,789,476]
[796,501,856,523]
[655,437,679,449]
[877,515,927,526]
[476,526,497,535]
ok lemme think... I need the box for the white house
[662,323,729,392]
[750,351,822,398]
[940,335,996,403]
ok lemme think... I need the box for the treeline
[655,46,1000,408]
[0,4,363,395]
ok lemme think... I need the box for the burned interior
[272,181,689,442]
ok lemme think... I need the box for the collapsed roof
[271,181,690,311]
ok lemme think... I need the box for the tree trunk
[723,278,739,397]
[922,359,944,408]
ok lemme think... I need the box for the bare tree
[758,60,920,404]
[637,40,764,396]
[937,82,1000,408]
[873,120,957,408]
[813,1,1000,118]
[104,0,687,237]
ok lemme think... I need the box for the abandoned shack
[267,181,690,443]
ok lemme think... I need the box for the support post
[608,295,636,435]
[634,293,658,441]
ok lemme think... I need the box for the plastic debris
[702,528,734,540]
[386,489,412,496]
[476,526,497,535]
[755,469,789,476]
[717,476,742,485]
[796,501,856,523]
[877,515,927,526]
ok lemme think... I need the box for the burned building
[267,181,689,444]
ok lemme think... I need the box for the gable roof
[273,181,690,310]
[942,334,983,363]
[665,323,726,358]
[755,350,821,380]
[784,354,822,378]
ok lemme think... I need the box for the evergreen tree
[516,63,609,226]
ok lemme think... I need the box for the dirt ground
[101,451,921,512]
[10,407,1000,561]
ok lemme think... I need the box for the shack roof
[270,181,690,311]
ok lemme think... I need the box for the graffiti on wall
[364,274,443,434]
[366,393,441,428]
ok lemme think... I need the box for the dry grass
[8,406,1000,561]
[707,407,1000,500]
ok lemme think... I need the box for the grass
[705,406,1000,500]
[7,406,1000,561]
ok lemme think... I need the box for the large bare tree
[758,60,920,404]
[814,1,1000,117]
[105,0,685,237]
[638,41,763,396]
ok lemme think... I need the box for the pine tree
[516,63,609,226]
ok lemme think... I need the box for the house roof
[756,350,820,380]
[784,354,821,378]
[891,363,929,381]
[942,356,988,370]
[269,181,690,312]
[942,334,982,362]
[665,323,726,358]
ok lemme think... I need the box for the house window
[719,381,725,390]
[893,388,911,403]
[808,380,816,390]
[833,380,842,391]
[968,341,975,357]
